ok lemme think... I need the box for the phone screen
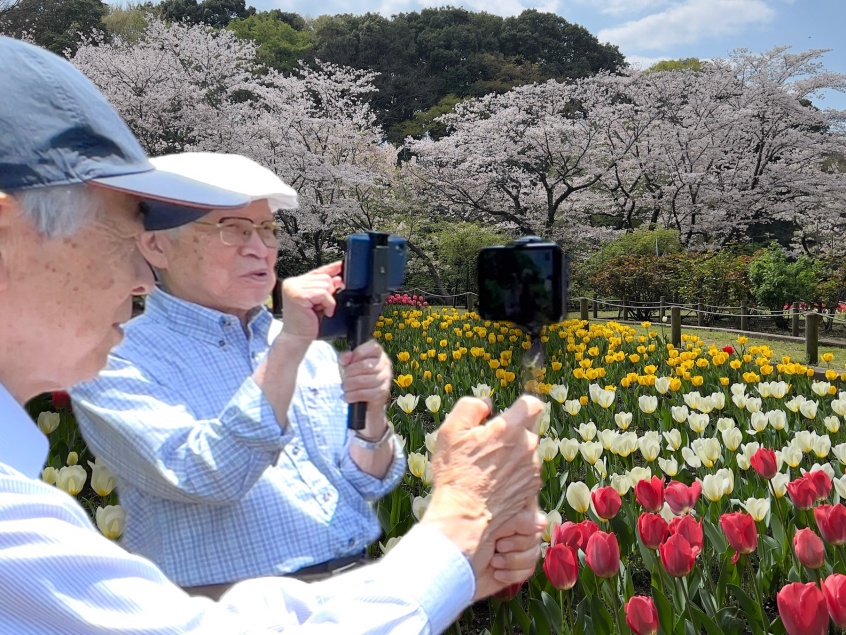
[477,245,564,328]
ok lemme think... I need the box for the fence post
[621,294,628,321]
[697,302,705,327]
[659,295,666,322]
[671,306,681,347]
[593,295,598,319]
[806,313,819,365]
[452,285,458,308]
[740,301,748,332]
[792,303,800,338]
[580,297,589,321]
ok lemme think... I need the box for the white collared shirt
[0,381,474,634]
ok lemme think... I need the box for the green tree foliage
[158,0,253,27]
[435,222,504,296]
[499,9,624,78]
[308,7,625,144]
[748,246,820,329]
[647,58,703,73]
[227,11,311,71]
[0,0,107,53]
[102,1,154,43]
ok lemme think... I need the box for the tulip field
[376,307,846,635]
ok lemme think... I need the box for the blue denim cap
[0,37,250,229]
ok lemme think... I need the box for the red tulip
[777,582,828,635]
[664,480,701,515]
[823,574,846,628]
[493,580,523,601]
[51,390,70,410]
[808,470,833,502]
[659,533,695,577]
[635,476,664,513]
[793,528,825,569]
[637,513,668,550]
[669,515,704,556]
[585,531,620,579]
[722,345,734,354]
[814,504,846,546]
[551,521,582,550]
[578,519,600,552]
[625,596,659,635]
[543,544,579,590]
[719,512,757,561]
[786,476,817,510]
[750,447,778,480]
[591,486,622,521]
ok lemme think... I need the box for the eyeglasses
[193,217,281,249]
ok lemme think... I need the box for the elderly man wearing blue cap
[70,151,406,597]
[0,36,546,634]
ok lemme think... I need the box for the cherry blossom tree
[71,17,394,269]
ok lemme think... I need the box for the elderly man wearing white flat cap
[71,152,407,598]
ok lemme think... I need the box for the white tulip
[824,416,840,434]
[730,383,747,396]
[767,410,787,431]
[655,377,672,394]
[721,427,743,451]
[813,435,831,459]
[96,505,126,540]
[55,465,86,496]
[379,536,402,554]
[407,452,427,478]
[745,397,762,414]
[626,466,652,488]
[598,428,619,451]
[610,474,631,496]
[614,412,633,430]
[799,400,818,420]
[539,437,560,462]
[701,473,728,502]
[742,497,770,522]
[543,509,563,543]
[549,384,569,404]
[579,441,603,465]
[732,393,748,409]
[749,411,768,432]
[412,494,432,520]
[639,437,661,462]
[36,411,60,435]
[717,417,736,431]
[833,474,846,499]
[559,438,580,462]
[663,429,682,451]
[683,391,703,411]
[589,384,615,409]
[471,383,493,398]
[811,381,831,397]
[425,430,439,454]
[681,446,702,468]
[638,395,658,414]
[88,458,117,497]
[779,445,803,468]
[566,482,591,513]
[793,430,814,453]
[577,421,597,442]
[771,472,789,497]
[832,399,846,417]
[563,399,582,416]
[395,393,419,414]
[687,412,709,434]
[424,394,442,414]
[657,456,679,477]
[671,405,689,423]
[832,442,846,465]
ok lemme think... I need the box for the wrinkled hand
[479,501,546,600]
[421,396,543,598]
[338,340,392,438]
[278,261,343,341]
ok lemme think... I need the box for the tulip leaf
[540,591,563,635]
[507,597,531,633]
[588,594,612,635]
[770,513,786,560]
[652,578,674,635]
[688,603,725,635]
[702,518,727,555]
[726,583,765,635]
[768,615,787,635]
[715,607,745,635]
[528,597,553,635]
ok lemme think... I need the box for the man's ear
[137,231,171,271]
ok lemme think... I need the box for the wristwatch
[351,424,394,451]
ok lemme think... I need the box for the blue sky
[236,0,846,111]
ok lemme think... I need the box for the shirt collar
[0,382,48,478]
[143,287,274,345]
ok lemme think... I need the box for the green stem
[559,589,569,634]
[608,577,623,635]
[744,553,767,634]
[678,576,697,633]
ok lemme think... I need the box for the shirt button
[322,492,331,502]
[218,340,226,347]
[347,538,356,548]
[291,446,299,455]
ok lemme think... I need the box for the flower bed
[377,307,846,635]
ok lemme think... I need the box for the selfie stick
[347,233,391,430]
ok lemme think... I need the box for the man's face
[0,189,153,397]
[145,200,278,319]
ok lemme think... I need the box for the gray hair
[13,185,104,238]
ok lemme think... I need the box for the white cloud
[597,0,776,51]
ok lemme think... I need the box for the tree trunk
[406,240,446,296]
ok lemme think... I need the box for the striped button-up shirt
[0,381,474,634]
[71,289,405,587]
